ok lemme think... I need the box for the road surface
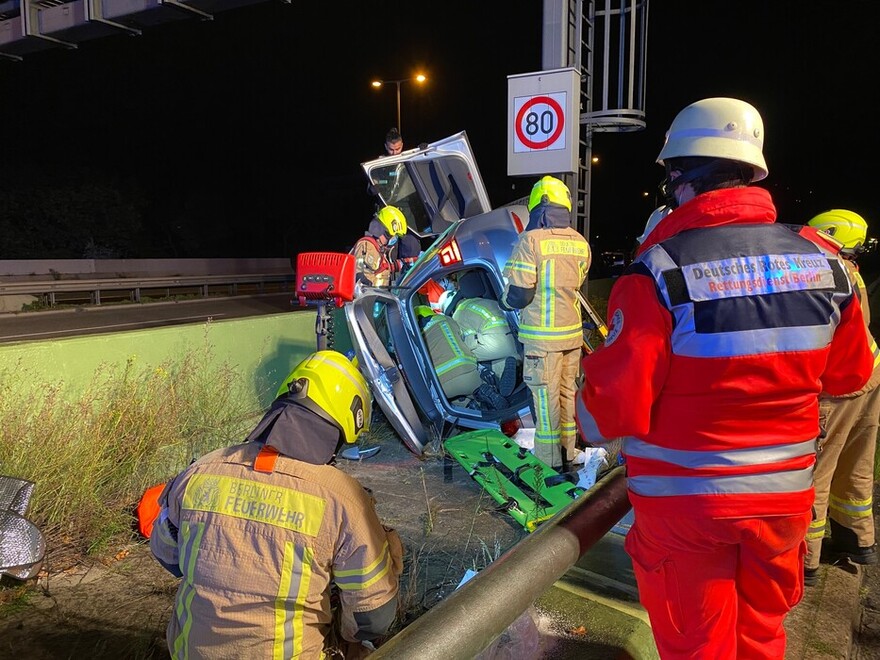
[0,293,303,344]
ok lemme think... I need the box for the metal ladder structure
[542,0,649,242]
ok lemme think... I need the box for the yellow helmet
[276,350,371,444]
[807,209,868,249]
[376,205,407,237]
[528,175,571,212]
[657,97,768,181]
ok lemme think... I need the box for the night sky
[0,1,877,267]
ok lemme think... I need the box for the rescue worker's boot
[829,519,878,565]
[803,566,820,587]
[499,356,518,397]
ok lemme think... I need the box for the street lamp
[370,74,427,135]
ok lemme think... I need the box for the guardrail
[373,466,632,659]
[0,273,296,307]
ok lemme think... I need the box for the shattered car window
[371,163,431,236]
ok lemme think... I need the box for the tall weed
[0,344,264,552]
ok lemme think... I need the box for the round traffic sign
[514,95,565,150]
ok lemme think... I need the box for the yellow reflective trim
[173,521,205,660]
[294,547,314,654]
[539,238,588,257]
[182,474,326,536]
[335,541,390,578]
[274,542,295,660]
[830,492,874,517]
[273,543,314,660]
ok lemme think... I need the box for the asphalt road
[0,293,303,344]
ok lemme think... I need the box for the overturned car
[341,132,599,455]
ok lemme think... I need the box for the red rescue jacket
[578,187,874,518]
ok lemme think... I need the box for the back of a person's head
[385,127,401,144]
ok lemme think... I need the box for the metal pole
[395,81,402,134]
[372,466,631,660]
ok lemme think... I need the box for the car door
[361,131,493,240]
[344,288,434,454]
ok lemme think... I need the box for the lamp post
[371,74,427,135]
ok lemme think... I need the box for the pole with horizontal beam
[372,465,632,659]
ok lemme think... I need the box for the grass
[0,343,265,555]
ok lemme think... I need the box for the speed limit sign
[514,94,566,151]
[507,67,580,176]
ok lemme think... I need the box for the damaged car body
[346,132,557,455]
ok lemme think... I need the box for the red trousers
[625,509,811,659]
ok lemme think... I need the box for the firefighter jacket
[150,441,402,659]
[577,186,874,519]
[501,226,590,352]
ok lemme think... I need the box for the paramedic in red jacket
[576,97,874,660]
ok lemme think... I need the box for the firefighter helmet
[808,210,869,249]
[657,97,768,181]
[376,205,407,237]
[276,350,371,444]
[528,175,572,212]
[637,206,673,244]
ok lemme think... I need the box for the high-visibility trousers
[522,345,580,470]
[807,384,880,568]
[625,508,810,659]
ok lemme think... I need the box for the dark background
[0,1,877,268]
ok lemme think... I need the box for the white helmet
[637,205,672,244]
[437,289,456,315]
[656,97,768,181]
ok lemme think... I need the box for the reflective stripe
[172,521,206,660]
[623,437,816,468]
[539,237,589,258]
[871,338,880,369]
[560,421,577,439]
[640,243,850,357]
[830,493,874,518]
[518,323,582,342]
[273,542,313,660]
[807,517,827,541]
[534,386,559,445]
[505,260,536,275]
[541,261,556,329]
[335,540,394,590]
[628,466,814,497]
[668,125,763,148]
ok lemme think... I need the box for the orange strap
[254,444,279,473]
[137,482,167,539]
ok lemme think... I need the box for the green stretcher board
[444,429,586,532]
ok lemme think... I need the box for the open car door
[344,289,431,454]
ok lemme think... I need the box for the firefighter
[353,205,421,287]
[150,350,403,659]
[576,98,874,658]
[501,175,591,470]
[804,209,880,585]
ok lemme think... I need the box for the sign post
[507,67,580,177]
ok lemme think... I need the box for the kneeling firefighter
[150,350,403,659]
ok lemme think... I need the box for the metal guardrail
[0,273,296,307]
[373,466,632,659]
